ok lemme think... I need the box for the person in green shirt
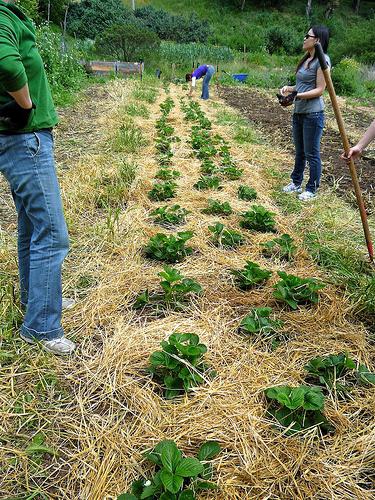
[0,0,76,355]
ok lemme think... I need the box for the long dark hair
[296,25,330,73]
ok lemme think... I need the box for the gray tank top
[294,54,331,114]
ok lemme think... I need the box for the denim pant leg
[303,112,324,193]
[201,66,215,100]
[0,131,69,341]
[11,190,33,307]
[291,113,306,187]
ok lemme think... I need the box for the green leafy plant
[220,165,243,180]
[200,159,218,175]
[305,353,375,394]
[151,205,190,226]
[155,169,181,181]
[119,439,221,499]
[265,385,332,435]
[261,234,296,261]
[239,205,276,232]
[193,176,222,191]
[144,232,194,263]
[114,120,148,153]
[149,333,212,399]
[202,199,232,216]
[273,271,325,310]
[231,261,272,289]
[148,181,178,202]
[239,307,282,336]
[134,266,202,312]
[208,222,245,249]
[238,185,257,201]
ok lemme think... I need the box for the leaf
[357,364,375,385]
[161,442,182,473]
[160,492,177,500]
[178,489,196,499]
[160,470,184,494]
[117,494,138,500]
[302,387,325,411]
[197,441,221,461]
[131,479,145,496]
[195,479,218,490]
[175,457,204,477]
[140,484,158,499]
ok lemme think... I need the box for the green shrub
[265,26,300,56]
[332,58,365,97]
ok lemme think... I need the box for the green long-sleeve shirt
[0,0,58,132]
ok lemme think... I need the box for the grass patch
[113,120,148,153]
[94,161,138,208]
[132,85,158,104]
[124,102,150,119]
[234,126,263,144]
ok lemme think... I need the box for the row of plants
[125,95,374,499]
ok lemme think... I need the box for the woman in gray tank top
[280,25,330,201]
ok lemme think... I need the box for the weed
[209,222,245,248]
[261,234,296,261]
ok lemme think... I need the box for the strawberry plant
[239,205,276,232]
[160,97,174,115]
[119,439,221,499]
[193,176,222,191]
[134,266,202,312]
[238,185,257,201]
[239,307,283,336]
[231,261,272,289]
[209,222,245,249]
[157,152,174,167]
[220,165,244,180]
[145,232,194,263]
[202,199,232,216]
[155,169,181,181]
[239,307,284,350]
[265,385,332,435]
[261,234,296,261]
[151,205,190,226]
[304,353,375,394]
[148,181,178,202]
[200,160,219,175]
[149,332,212,399]
[273,271,325,309]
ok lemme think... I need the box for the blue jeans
[291,111,324,193]
[0,130,69,341]
[201,65,215,100]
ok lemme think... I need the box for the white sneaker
[20,333,76,356]
[298,190,316,201]
[282,182,302,193]
[62,298,76,310]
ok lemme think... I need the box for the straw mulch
[0,79,374,500]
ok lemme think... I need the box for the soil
[218,85,375,211]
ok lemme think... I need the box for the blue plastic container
[232,73,248,83]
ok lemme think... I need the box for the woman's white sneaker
[20,333,76,355]
[282,182,302,193]
[298,190,316,201]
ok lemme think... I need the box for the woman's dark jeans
[291,111,325,193]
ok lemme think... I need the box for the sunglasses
[304,34,317,39]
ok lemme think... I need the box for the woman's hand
[280,85,293,96]
[341,145,363,162]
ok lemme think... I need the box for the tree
[306,0,312,18]
[67,0,131,39]
[96,23,160,61]
[18,0,39,19]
